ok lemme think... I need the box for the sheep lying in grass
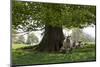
[60,36,83,53]
[75,41,82,48]
[72,41,84,49]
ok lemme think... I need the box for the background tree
[12,1,96,52]
[26,33,39,45]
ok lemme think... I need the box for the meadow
[12,43,96,65]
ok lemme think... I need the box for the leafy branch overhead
[12,1,96,31]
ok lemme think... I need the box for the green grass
[12,43,96,65]
[12,44,31,49]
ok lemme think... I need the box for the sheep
[60,36,72,53]
[75,40,83,48]
[60,36,84,53]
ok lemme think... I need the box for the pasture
[12,43,96,65]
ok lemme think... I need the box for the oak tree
[12,1,96,52]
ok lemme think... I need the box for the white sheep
[60,36,73,53]
[60,35,84,53]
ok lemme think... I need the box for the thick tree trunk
[38,25,65,52]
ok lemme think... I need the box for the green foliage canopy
[12,1,96,31]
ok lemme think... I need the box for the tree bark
[38,25,65,52]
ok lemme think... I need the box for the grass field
[12,44,32,49]
[12,43,96,65]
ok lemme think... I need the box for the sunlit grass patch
[12,44,30,49]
